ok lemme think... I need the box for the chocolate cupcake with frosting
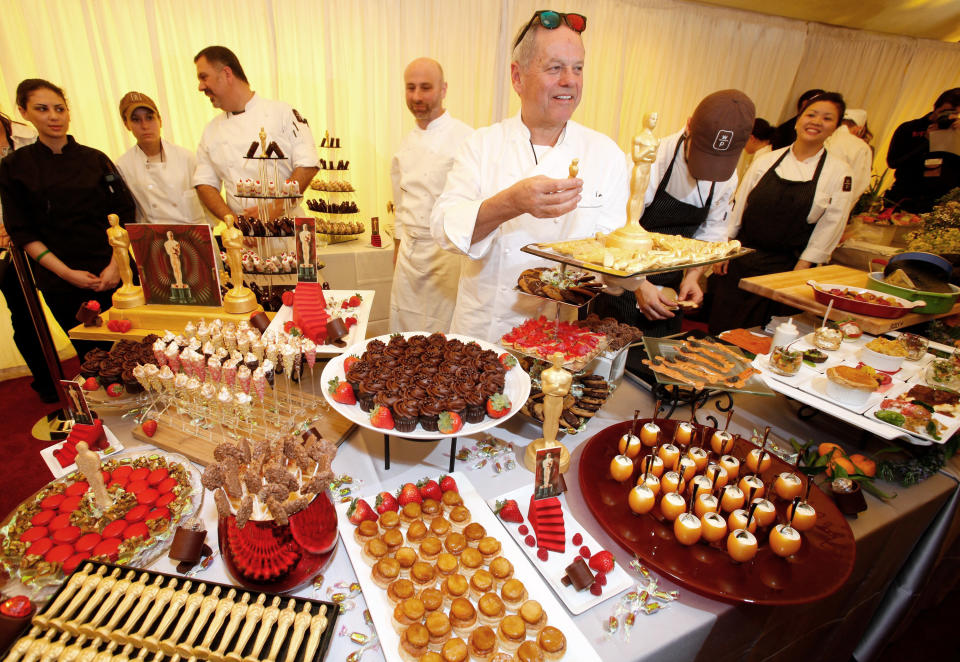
[461,389,486,424]
[394,398,421,433]
[419,397,444,431]
[357,377,381,412]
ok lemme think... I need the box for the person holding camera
[885,88,960,213]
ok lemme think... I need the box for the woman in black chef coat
[0,79,135,357]
[708,92,854,334]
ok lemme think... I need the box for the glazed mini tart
[500,578,528,611]
[497,614,527,652]
[354,519,379,544]
[518,600,547,633]
[477,536,502,563]
[381,528,405,553]
[419,536,444,562]
[419,587,445,614]
[458,547,484,579]
[425,611,453,651]
[537,626,567,661]
[488,556,514,588]
[394,546,418,578]
[379,510,401,532]
[400,502,423,526]
[448,596,478,638]
[430,517,452,539]
[436,552,460,577]
[407,520,429,545]
[421,498,444,523]
[467,625,499,662]
[363,538,389,566]
[477,592,506,626]
[444,532,468,556]
[469,569,496,600]
[420,653,442,662]
[387,578,417,605]
[440,637,469,662]
[462,522,487,548]
[399,623,430,662]
[411,560,438,588]
[448,505,472,533]
[441,573,470,607]
[441,490,464,509]
[372,557,402,589]
[514,640,545,662]
[392,596,426,632]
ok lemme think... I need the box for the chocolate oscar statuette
[280,604,313,662]
[224,595,266,662]
[110,576,162,645]
[93,574,154,642]
[222,215,259,314]
[76,570,137,636]
[48,568,119,632]
[524,352,572,473]
[175,585,221,658]
[62,569,122,636]
[265,599,298,662]
[243,596,282,662]
[107,213,145,309]
[35,631,72,662]
[159,584,206,656]
[122,578,174,650]
[194,588,237,659]
[5,626,44,661]
[210,593,250,662]
[33,565,100,627]
[59,633,94,662]
[18,630,56,662]
[143,581,193,653]
[568,158,579,178]
[90,641,119,662]
[75,442,111,510]
[299,606,329,662]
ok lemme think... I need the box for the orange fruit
[848,454,876,478]
[826,455,856,478]
[817,443,843,458]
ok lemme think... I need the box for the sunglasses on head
[514,11,587,49]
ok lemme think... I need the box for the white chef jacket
[193,93,318,215]
[117,139,208,225]
[431,115,629,343]
[728,146,853,265]
[389,111,474,333]
[642,130,736,242]
[824,125,873,202]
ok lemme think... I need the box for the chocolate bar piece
[249,311,271,334]
[266,141,285,159]
[560,558,594,591]
[245,141,259,158]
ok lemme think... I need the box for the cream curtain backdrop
[0,0,959,370]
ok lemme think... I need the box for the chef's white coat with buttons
[117,139,208,225]
[389,111,473,333]
[431,115,628,343]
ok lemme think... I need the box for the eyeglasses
[513,11,587,49]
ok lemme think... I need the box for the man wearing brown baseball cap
[595,89,754,338]
[116,91,208,224]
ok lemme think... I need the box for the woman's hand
[635,280,676,320]
[63,268,101,290]
[97,260,120,291]
[713,261,729,276]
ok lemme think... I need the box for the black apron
[595,135,715,338]
[707,149,827,334]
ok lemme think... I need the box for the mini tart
[421,498,443,522]
[514,640,544,662]
[477,592,506,626]
[354,519,379,544]
[440,637,469,662]
[436,552,460,577]
[363,538,389,566]
[459,547,484,578]
[394,547,418,577]
[441,491,464,509]
[407,520,429,544]
[500,579,528,611]
[477,536,502,562]
[420,536,443,561]
[373,557,402,589]
[448,505,471,532]
[379,510,401,532]
[444,532,467,556]
[518,600,546,633]
[401,502,423,525]
[412,560,438,588]
[448,596,478,637]
[537,627,566,661]
[425,611,453,651]
[392,597,426,632]
[497,615,526,652]
[469,569,496,599]
[462,522,487,547]
[400,623,430,662]
[419,587,445,613]
[442,573,470,605]
[381,528,405,552]
[420,653,442,662]
[430,517,452,538]
[387,578,417,604]
[468,625,499,662]
[488,556,514,587]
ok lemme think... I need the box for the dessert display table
[68,305,271,343]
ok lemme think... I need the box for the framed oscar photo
[295,217,318,282]
[127,223,222,306]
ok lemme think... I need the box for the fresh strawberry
[283,320,301,336]
[499,352,517,369]
[327,377,356,405]
[343,294,362,308]
[82,377,99,391]
[397,482,422,506]
[347,498,377,525]
[439,475,458,493]
[418,478,442,502]
[486,393,511,418]
[106,383,124,398]
[496,499,523,523]
[141,420,158,438]
[596,572,607,586]
[524,535,536,547]
[344,316,358,328]
[375,491,398,514]
[369,405,394,430]
[281,290,295,307]
[579,545,591,559]
[437,411,463,434]
[589,550,615,573]
[118,320,131,332]
[343,355,360,373]
[537,548,549,562]
[572,533,583,546]
[518,524,529,535]
[590,581,602,596]
[106,319,119,332]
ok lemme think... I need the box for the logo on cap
[713,130,733,151]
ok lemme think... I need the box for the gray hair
[511,20,542,69]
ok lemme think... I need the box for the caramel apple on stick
[159,585,205,656]
[243,597,282,662]
[195,588,237,659]
[108,576,166,646]
[298,606,329,662]
[265,599,298,662]
[224,594,266,662]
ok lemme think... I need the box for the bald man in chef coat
[389,58,473,333]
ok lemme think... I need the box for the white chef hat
[843,109,867,126]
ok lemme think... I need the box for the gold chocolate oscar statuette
[107,214,145,308]
[524,352,571,474]
[605,112,659,252]
[222,214,258,314]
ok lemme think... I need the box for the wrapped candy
[153,339,167,366]
[207,356,222,384]
[261,358,276,388]
[302,338,317,370]
[252,367,267,401]
[237,365,252,394]
[165,343,181,373]
[184,321,197,338]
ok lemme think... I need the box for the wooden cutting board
[738,264,960,334]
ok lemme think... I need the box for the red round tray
[807,281,922,319]
[579,419,856,605]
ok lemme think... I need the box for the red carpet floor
[0,357,81,519]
